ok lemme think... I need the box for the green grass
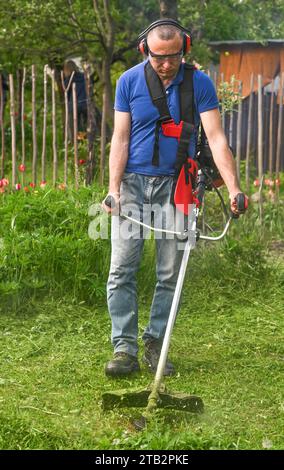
[0,187,283,449]
[0,238,283,449]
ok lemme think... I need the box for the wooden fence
[0,65,96,190]
[222,75,284,185]
[0,66,283,192]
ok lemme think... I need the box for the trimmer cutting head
[102,386,204,413]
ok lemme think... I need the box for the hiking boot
[143,339,175,376]
[105,352,140,377]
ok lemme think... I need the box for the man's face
[147,32,183,82]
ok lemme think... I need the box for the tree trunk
[159,0,178,19]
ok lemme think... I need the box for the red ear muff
[138,38,149,56]
[138,19,191,57]
[183,33,191,55]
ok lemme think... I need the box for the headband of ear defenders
[137,18,191,41]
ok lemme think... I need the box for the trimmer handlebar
[104,194,116,209]
[103,190,248,242]
[231,193,249,218]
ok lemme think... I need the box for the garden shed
[209,40,284,173]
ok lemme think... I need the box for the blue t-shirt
[114,60,219,176]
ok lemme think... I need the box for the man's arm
[103,110,131,212]
[200,108,242,206]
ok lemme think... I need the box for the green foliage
[0,186,109,306]
[217,75,242,115]
[1,0,284,71]
[179,0,284,65]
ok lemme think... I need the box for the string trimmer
[102,168,248,430]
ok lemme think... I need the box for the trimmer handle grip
[104,195,117,209]
[231,192,249,218]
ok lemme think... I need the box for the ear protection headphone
[137,18,191,56]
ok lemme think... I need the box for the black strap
[145,61,172,166]
[144,61,171,122]
[144,61,195,167]
[179,64,195,125]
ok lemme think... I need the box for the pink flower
[19,164,26,172]
[253,179,260,187]
[79,159,86,165]
[40,181,47,188]
[15,183,21,190]
[275,178,281,187]
[24,186,29,192]
[0,180,3,188]
[2,178,9,186]
[29,182,36,188]
[58,183,66,191]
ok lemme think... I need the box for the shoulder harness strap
[144,61,195,167]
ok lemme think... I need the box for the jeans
[107,172,187,357]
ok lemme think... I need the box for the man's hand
[230,192,249,216]
[102,192,120,215]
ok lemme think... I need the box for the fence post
[85,65,96,186]
[9,74,17,188]
[246,74,254,194]
[275,72,284,202]
[257,74,263,223]
[21,68,26,186]
[73,83,79,190]
[257,75,264,182]
[52,70,58,186]
[268,78,275,179]
[276,72,284,181]
[220,73,225,130]
[41,65,48,184]
[32,65,37,185]
[0,74,4,179]
[236,81,242,181]
[61,70,75,186]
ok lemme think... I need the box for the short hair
[147,25,183,41]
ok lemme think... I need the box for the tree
[159,0,178,19]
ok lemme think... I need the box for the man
[102,19,246,377]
